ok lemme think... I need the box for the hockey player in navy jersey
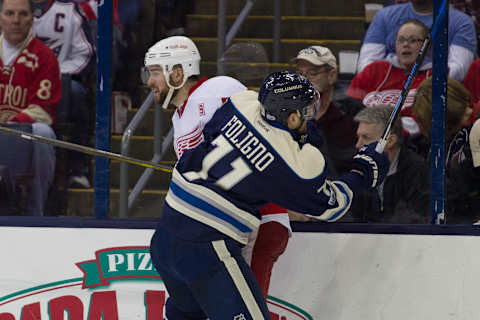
[149,70,390,319]
[144,36,293,300]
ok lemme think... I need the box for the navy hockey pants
[150,210,271,320]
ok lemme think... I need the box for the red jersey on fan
[0,34,61,125]
[464,59,480,105]
[347,59,431,135]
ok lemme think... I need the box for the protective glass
[140,66,150,85]
[312,90,321,115]
[301,100,316,120]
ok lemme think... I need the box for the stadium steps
[65,0,378,217]
[194,37,362,61]
[193,0,375,17]
[186,15,366,40]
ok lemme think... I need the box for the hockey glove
[351,142,390,189]
[470,119,480,168]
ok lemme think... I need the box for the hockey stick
[0,124,174,174]
[375,0,447,153]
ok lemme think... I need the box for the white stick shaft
[375,138,387,153]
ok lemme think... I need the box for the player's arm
[308,142,389,221]
[11,52,61,125]
[259,142,389,222]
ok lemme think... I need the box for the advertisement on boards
[3,226,480,319]
[0,227,311,320]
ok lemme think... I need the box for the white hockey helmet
[144,36,201,89]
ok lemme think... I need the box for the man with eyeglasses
[358,0,476,81]
[293,46,358,177]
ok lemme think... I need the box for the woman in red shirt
[348,19,432,135]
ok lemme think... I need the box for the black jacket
[347,146,430,224]
[445,126,480,224]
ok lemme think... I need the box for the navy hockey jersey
[165,90,363,244]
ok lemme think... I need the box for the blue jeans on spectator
[29,123,56,216]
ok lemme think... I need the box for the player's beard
[153,90,167,104]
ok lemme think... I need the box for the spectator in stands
[413,77,480,224]
[390,0,480,55]
[358,0,477,82]
[348,105,429,223]
[348,19,432,136]
[32,0,94,188]
[293,45,358,177]
[463,58,480,109]
[452,0,480,55]
[0,0,61,215]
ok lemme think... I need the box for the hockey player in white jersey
[144,36,292,299]
[149,69,390,319]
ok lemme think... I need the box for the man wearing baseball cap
[293,46,359,177]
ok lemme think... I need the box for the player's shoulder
[229,90,260,113]
[185,76,246,108]
[205,75,245,87]
[229,90,326,179]
[198,76,247,97]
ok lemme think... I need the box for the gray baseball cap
[293,46,337,69]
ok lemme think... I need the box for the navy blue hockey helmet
[258,71,316,126]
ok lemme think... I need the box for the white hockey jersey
[33,0,94,74]
[172,76,247,159]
